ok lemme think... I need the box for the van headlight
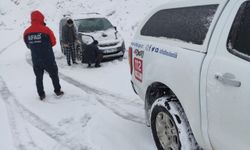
[81,35,93,45]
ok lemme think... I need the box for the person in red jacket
[24,10,64,100]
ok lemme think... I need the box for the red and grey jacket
[23,10,57,65]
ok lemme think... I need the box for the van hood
[79,28,122,44]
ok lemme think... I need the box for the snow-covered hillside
[0,0,168,150]
[0,0,166,45]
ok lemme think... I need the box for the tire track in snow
[0,37,39,150]
[0,76,94,150]
[0,76,42,150]
[0,37,21,55]
[0,39,94,150]
[59,73,145,124]
[26,55,145,124]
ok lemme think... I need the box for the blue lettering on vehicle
[155,47,159,53]
[145,44,152,52]
[159,49,178,58]
[131,42,177,59]
[131,42,144,49]
[148,45,178,59]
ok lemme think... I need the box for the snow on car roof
[156,0,227,10]
[73,13,106,20]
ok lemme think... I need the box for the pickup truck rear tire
[150,97,199,150]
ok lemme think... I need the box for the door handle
[215,73,241,87]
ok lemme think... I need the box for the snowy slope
[0,0,169,150]
[0,96,15,150]
[0,37,157,150]
[0,0,166,45]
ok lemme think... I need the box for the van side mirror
[114,26,118,39]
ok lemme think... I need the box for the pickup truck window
[227,1,250,61]
[141,5,218,45]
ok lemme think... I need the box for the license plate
[104,48,117,53]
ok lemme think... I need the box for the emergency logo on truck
[134,49,144,58]
[134,58,143,82]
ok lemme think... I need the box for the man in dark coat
[61,19,78,66]
[83,40,102,67]
[23,10,64,100]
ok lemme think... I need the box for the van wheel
[150,97,199,150]
[118,56,124,61]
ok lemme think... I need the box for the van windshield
[75,18,113,33]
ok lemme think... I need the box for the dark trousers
[65,43,76,64]
[33,62,61,96]
[95,53,103,66]
[84,53,103,66]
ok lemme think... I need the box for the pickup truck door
[206,0,250,149]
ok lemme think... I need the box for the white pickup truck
[129,0,250,149]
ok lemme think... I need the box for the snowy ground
[0,31,157,150]
[0,0,169,149]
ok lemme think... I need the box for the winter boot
[95,64,101,68]
[55,91,64,96]
[68,61,71,66]
[40,94,46,101]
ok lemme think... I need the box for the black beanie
[67,19,73,24]
[93,40,98,45]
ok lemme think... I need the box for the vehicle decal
[134,49,144,58]
[145,44,178,59]
[134,58,143,82]
[145,44,152,51]
[131,42,144,49]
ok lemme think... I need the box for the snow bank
[0,0,166,45]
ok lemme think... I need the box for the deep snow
[0,0,168,150]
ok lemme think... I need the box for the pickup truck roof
[135,0,230,53]
[163,0,228,8]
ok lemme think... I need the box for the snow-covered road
[0,0,168,149]
[0,36,156,150]
[26,55,145,124]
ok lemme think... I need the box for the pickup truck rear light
[128,47,133,74]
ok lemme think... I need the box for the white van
[74,13,125,59]
[129,0,250,149]
[59,13,125,60]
